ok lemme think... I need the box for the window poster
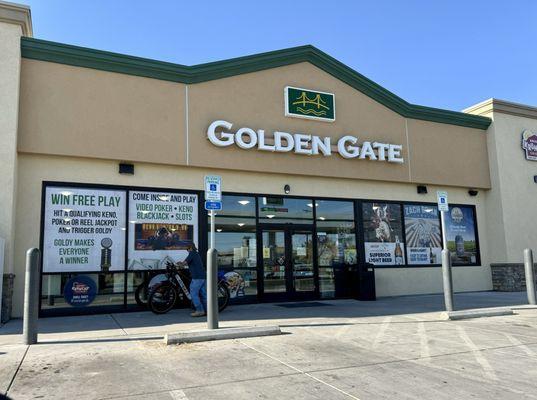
[43,187,126,273]
[404,205,442,265]
[444,206,478,265]
[362,203,405,266]
[128,191,198,270]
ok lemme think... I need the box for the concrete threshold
[164,325,282,345]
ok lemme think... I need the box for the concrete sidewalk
[1,291,535,400]
[0,291,529,345]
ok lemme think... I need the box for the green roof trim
[21,37,491,130]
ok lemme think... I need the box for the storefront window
[40,272,125,312]
[218,195,256,217]
[211,202,257,298]
[444,206,479,265]
[404,204,442,265]
[258,197,314,224]
[316,200,356,298]
[362,202,405,266]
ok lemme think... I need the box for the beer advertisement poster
[43,187,127,273]
[404,205,442,265]
[128,191,198,270]
[444,206,478,265]
[362,202,405,266]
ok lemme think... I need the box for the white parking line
[456,326,498,381]
[372,316,392,349]
[169,389,189,400]
[504,333,536,357]
[417,322,431,361]
[241,341,361,400]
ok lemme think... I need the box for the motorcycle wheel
[134,282,148,307]
[148,283,178,314]
[217,282,230,312]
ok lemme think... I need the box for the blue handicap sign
[209,183,217,191]
[205,201,222,211]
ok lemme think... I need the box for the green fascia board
[20,37,491,130]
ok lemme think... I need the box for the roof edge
[0,0,32,36]
[21,37,491,130]
[464,98,537,120]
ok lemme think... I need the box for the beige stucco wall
[406,119,491,188]
[0,22,23,277]
[484,112,537,262]
[18,59,491,189]
[18,59,187,165]
[11,152,492,317]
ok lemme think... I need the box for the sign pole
[210,210,215,249]
[204,176,222,330]
[437,191,454,312]
[440,211,454,312]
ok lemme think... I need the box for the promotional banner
[43,187,126,273]
[444,206,478,265]
[362,203,405,266]
[128,191,198,270]
[404,205,442,265]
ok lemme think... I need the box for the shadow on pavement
[0,291,528,340]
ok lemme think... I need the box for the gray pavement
[1,291,536,399]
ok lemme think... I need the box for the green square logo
[285,86,335,122]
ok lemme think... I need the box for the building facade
[1,2,536,319]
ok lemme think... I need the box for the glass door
[290,230,315,294]
[259,225,316,299]
[261,229,287,295]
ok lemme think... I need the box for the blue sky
[23,0,536,111]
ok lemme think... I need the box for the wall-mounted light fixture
[468,189,478,196]
[119,163,134,175]
[417,185,427,194]
[284,184,290,194]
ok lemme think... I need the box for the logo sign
[437,191,449,212]
[285,86,335,122]
[522,130,537,161]
[205,201,222,211]
[63,275,97,307]
[204,175,221,201]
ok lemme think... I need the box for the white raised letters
[206,120,404,163]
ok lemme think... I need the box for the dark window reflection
[315,200,357,298]
[41,273,124,310]
[210,216,257,298]
[258,197,314,223]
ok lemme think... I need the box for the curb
[164,325,282,345]
[445,307,514,320]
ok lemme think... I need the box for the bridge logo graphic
[285,86,335,122]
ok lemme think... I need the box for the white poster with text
[128,191,198,270]
[43,187,126,273]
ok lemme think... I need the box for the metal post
[23,248,40,345]
[440,210,454,312]
[210,210,215,249]
[440,211,448,251]
[441,249,454,312]
[207,248,218,329]
[524,248,536,305]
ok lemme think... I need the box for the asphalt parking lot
[1,292,536,400]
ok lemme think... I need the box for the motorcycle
[146,261,230,314]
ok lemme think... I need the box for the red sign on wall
[522,130,537,161]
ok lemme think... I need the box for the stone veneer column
[0,1,32,322]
